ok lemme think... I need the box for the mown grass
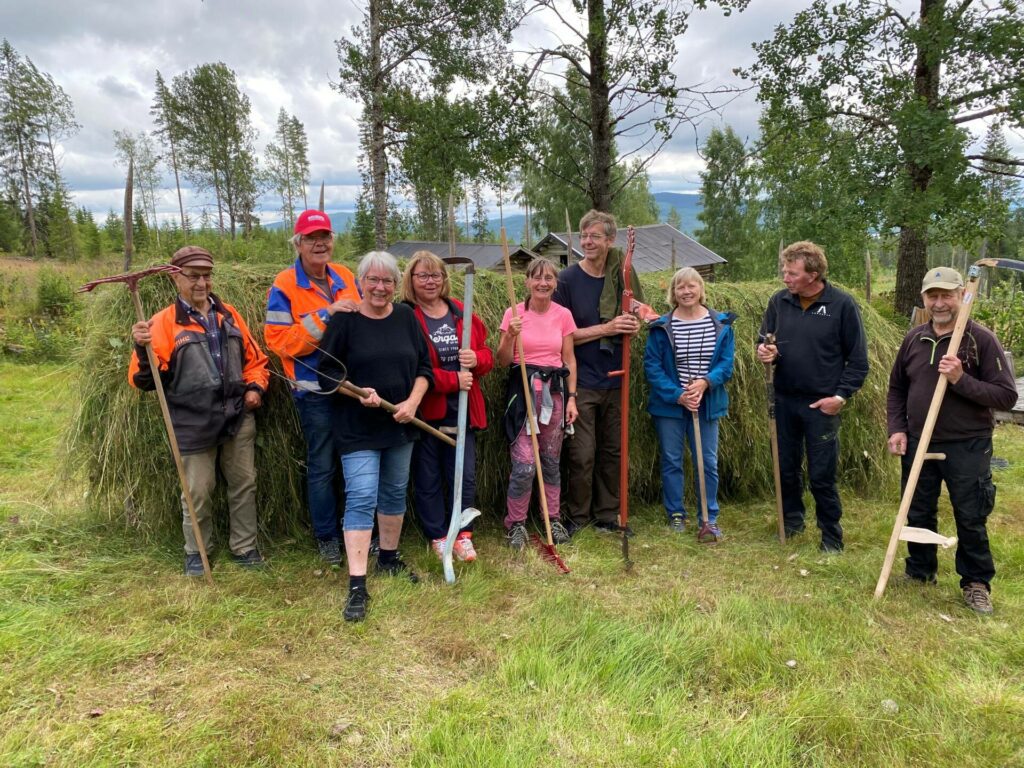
[2,361,1023,767]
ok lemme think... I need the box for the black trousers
[775,394,843,547]
[902,436,996,589]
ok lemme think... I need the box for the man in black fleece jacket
[757,241,868,551]
[886,267,1017,615]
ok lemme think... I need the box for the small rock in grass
[799,569,809,577]
[346,732,363,746]
[313,569,324,578]
[938,613,953,623]
[330,721,353,737]
[881,699,899,714]
[88,708,104,718]
[785,659,798,669]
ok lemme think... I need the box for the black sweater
[758,282,869,400]
[317,303,433,453]
[887,320,1017,441]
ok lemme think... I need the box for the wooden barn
[385,241,538,271]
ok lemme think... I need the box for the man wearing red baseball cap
[265,211,361,566]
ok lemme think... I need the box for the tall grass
[65,264,902,538]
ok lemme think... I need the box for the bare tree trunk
[16,135,38,257]
[169,136,188,233]
[368,0,388,250]
[587,0,613,213]
[213,169,226,235]
[893,0,941,317]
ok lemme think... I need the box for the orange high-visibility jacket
[264,258,360,395]
[129,294,270,454]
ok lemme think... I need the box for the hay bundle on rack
[66,261,901,539]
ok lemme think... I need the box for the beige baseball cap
[921,267,963,293]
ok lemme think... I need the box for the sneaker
[232,549,265,568]
[700,523,722,541]
[506,523,528,551]
[317,537,342,567]
[430,537,446,559]
[453,533,477,562]
[343,586,370,622]
[549,519,571,545]
[669,516,686,533]
[375,553,420,583]
[183,553,206,577]
[594,519,635,538]
[369,537,381,558]
[963,582,993,615]
[819,540,844,554]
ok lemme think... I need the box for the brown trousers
[563,387,621,526]
[180,413,259,556]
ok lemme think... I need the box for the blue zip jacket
[644,308,736,420]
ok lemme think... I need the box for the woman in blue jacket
[644,267,735,537]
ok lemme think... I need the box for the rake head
[529,533,570,574]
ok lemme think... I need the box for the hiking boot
[183,553,206,577]
[232,549,265,568]
[506,523,528,551]
[550,519,571,545]
[594,519,635,538]
[343,586,370,622]
[783,525,805,538]
[963,582,993,615]
[430,537,446,559]
[453,533,477,562]
[375,553,420,583]
[669,516,686,533]
[317,537,342,567]
[901,572,938,586]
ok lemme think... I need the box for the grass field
[2,361,1023,767]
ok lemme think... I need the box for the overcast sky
[1,0,1017,225]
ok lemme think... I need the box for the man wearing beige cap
[129,246,270,576]
[886,266,1017,614]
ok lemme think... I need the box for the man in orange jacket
[129,245,270,576]
[264,210,361,565]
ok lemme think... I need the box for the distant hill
[260,194,702,240]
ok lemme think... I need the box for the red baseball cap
[294,210,333,236]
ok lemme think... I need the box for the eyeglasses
[180,271,213,283]
[579,233,607,242]
[412,272,444,283]
[301,233,332,244]
[363,276,396,287]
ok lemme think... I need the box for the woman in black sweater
[318,251,433,622]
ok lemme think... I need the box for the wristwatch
[567,391,578,398]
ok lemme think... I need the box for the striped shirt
[670,313,716,385]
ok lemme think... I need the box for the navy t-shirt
[423,310,460,425]
[553,263,622,390]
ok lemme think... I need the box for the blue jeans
[340,442,415,532]
[294,394,340,540]
[653,414,720,524]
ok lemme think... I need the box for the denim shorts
[340,442,414,531]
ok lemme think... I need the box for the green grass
[2,362,1023,767]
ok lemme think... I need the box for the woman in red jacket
[401,251,494,562]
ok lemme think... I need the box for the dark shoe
[901,572,937,586]
[783,525,805,538]
[669,516,686,534]
[375,553,420,583]
[819,541,844,554]
[506,523,528,551]
[963,582,993,615]
[698,523,722,543]
[232,549,265,568]
[183,553,206,577]
[343,586,370,622]
[317,537,342,567]
[369,536,381,558]
[549,519,571,545]
[594,519,635,538]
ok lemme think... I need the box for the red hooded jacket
[410,298,493,429]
